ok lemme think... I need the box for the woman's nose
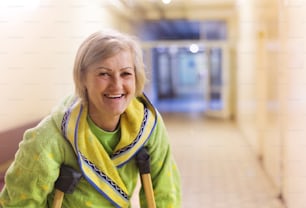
[110,75,122,88]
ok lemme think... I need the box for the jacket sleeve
[0,117,75,207]
[139,113,182,208]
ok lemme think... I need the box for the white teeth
[106,94,123,98]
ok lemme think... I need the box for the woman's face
[84,50,136,124]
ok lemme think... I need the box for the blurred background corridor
[1,0,306,207]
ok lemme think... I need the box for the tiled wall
[236,0,306,207]
[279,2,306,207]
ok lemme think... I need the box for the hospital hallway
[162,113,285,208]
[2,0,306,207]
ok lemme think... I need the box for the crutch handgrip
[52,164,82,208]
[136,148,156,208]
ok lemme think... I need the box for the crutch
[136,148,156,208]
[52,164,82,208]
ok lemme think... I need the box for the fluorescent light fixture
[162,0,172,4]
[189,44,199,53]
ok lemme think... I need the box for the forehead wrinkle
[95,66,112,71]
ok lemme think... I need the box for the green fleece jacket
[0,96,181,207]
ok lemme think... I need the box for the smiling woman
[72,30,145,132]
[84,50,136,131]
[0,29,181,208]
[73,30,146,105]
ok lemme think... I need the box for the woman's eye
[98,72,109,77]
[122,72,133,76]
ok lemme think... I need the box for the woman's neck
[88,113,120,132]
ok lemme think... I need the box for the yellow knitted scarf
[60,95,157,207]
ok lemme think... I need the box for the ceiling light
[189,44,199,53]
[162,0,172,4]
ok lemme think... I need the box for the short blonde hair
[73,29,147,103]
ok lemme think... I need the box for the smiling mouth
[105,94,124,99]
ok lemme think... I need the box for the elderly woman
[0,30,181,207]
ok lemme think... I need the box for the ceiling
[106,0,234,41]
[107,0,236,20]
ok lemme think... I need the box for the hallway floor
[160,113,285,208]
